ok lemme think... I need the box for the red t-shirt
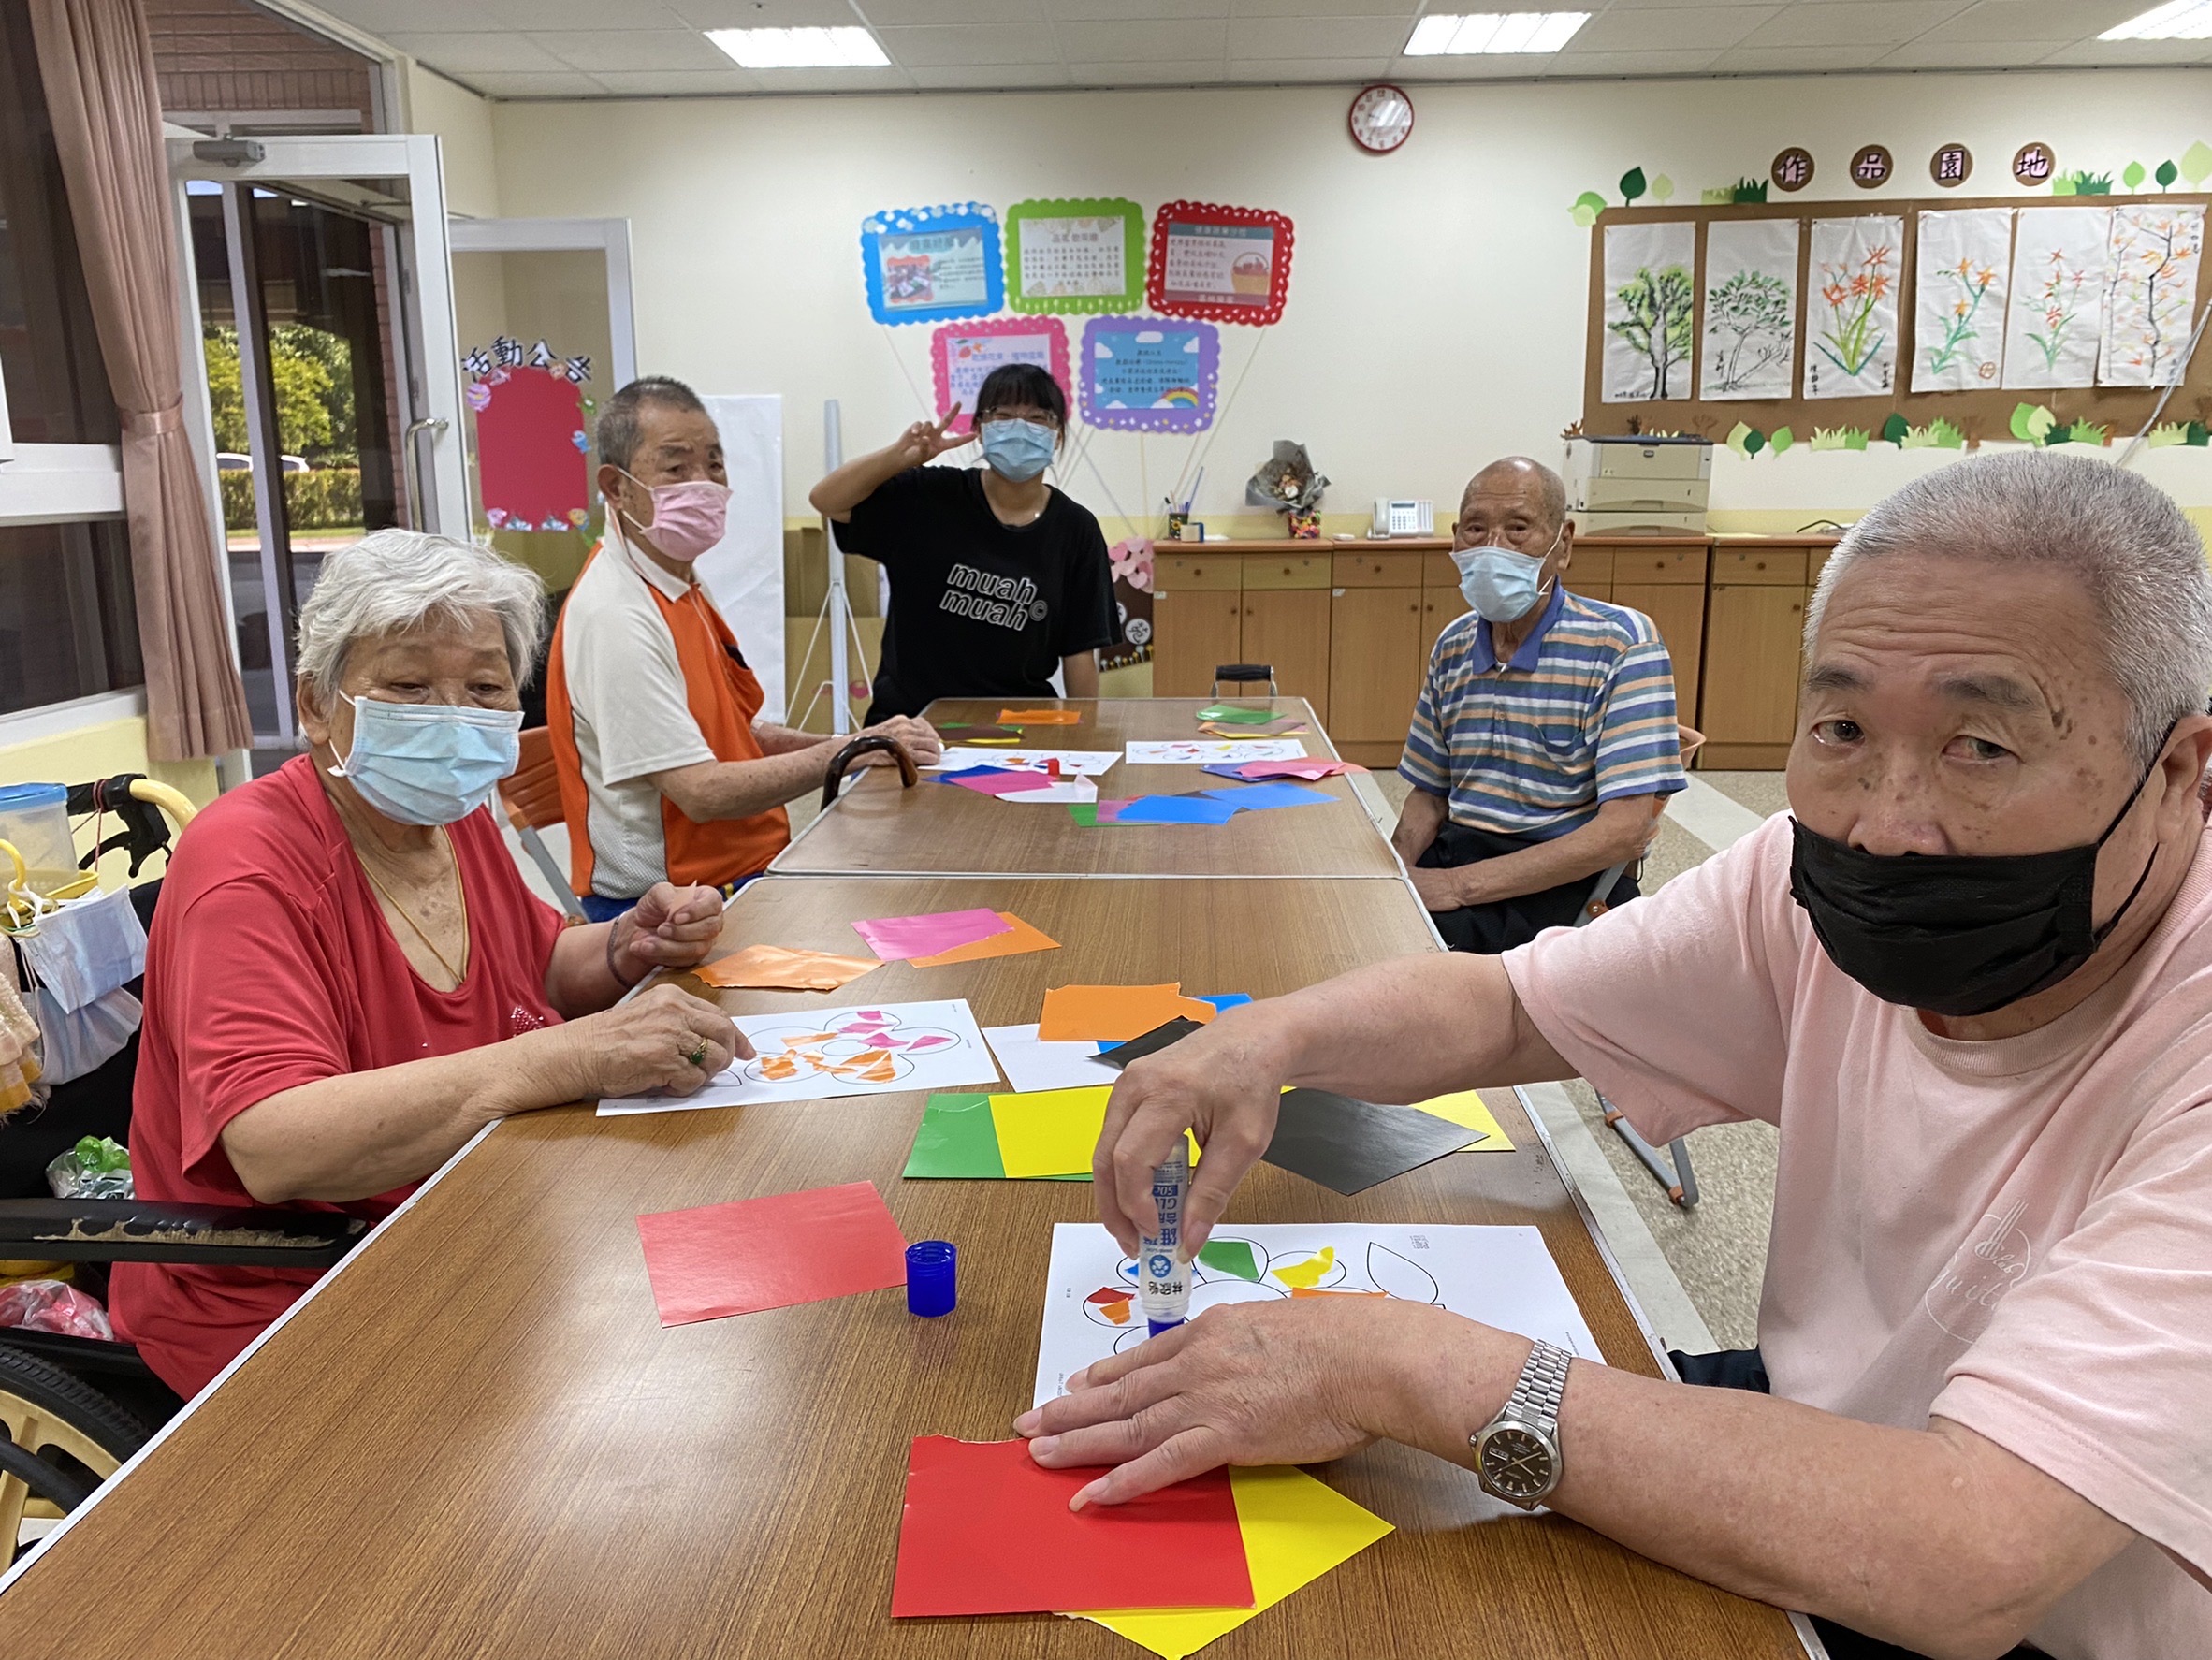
[110,755,566,1397]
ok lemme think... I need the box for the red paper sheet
[635,1181,909,1326]
[890,1437,1253,1617]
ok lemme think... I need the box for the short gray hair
[295,529,546,707]
[597,375,707,474]
[1806,452,2212,767]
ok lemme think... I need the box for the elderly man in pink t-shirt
[1031,452,2212,1660]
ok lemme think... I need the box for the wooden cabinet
[1699,584,1806,767]
[1330,584,1425,751]
[1580,537,1707,721]
[1564,543,1613,602]
[1152,587,1244,697]
[1241,589,1332,722]
[1419,586,1463,668]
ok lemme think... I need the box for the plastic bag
[47,1134,132,1199]
[0,1279,113,1341]
[26,982,138,1085]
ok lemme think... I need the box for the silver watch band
[1504,1340,1573,1431]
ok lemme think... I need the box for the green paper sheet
[1198,1239,1261,1281]
[903,1092,1089,1181]
[1196,704,1279,725]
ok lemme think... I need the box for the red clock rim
[1347,82,1413,154]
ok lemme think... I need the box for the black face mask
[1788,759,2163,1018]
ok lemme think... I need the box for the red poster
[1145,201,1294,326]
[474,366,589,532]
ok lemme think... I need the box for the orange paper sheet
[998,708,1082,725]
[1039,983,1219,1042]
[909,911,1062,968]
[695,943,881,993]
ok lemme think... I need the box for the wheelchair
[0,776,363,1563]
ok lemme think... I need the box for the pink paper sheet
[1232,759,1361,780]
[853,908,1015,961]
[950,769,1072,797]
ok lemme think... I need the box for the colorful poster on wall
[1078,316,1220,433]
[1912,209,2014,393]
[860,203,1004,326]
[1602,221,1696,402]
[2099,204,2204,387]
[1146,202,1292,326]
[2001,206,2110,391]
[1698,219,1798,400]
[1006,198,1145,314]
[471,357,590,534]
[930,317,1070,435]
[1804,216,1902,399]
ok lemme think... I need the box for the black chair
[1211,662,1277,699]
[0,776,370,1560]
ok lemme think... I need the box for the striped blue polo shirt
[1399,582,1685,838]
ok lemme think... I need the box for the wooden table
[0,877,1801,1657]
[771,698,1404,880]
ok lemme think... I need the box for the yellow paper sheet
[1077,1465,1394,1660]
[989,1087,1197,1178]
[1411,1088,1515,1153]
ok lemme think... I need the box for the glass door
[168,133,463,751]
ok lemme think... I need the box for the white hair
[1805,451,2212,767]
[295,529,546,708]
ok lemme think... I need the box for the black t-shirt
[833,465,1120,721]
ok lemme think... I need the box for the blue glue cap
[1147,1318,1185,1338]
[907,1240,956,1318]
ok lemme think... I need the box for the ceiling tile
[2036,36,2212,64]
[1225,53,1393,77]
[866,0,1047,20]
[1905,0,2148,43]
[1598,0,1788,8]
[659,0,861,24]
[1736,1,1967,45]
[382,30,572,70]
[1568,7,1779,49]
[733,65,916,88]
[1055,18,1230,57]
[1873,37,2063,67]
[589,67,764,91]
[1226,14,1407,54]
[317,0,509,33]
[1065,59,1236,81]
[904,62,1075,85]
[1230,0,1415,12]
[876,22,1062,64]
[481,0,692,25]
[1705,41,1893,67]
[526,29,734,70]
[1546,44,1728,72]
[1045,0,1229,20]
[1387,52,1563,77]
[459,69,609,95]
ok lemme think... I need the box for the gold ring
[685,1040,710,1070]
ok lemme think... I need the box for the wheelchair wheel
[0,1344,154,1561]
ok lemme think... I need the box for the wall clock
[1348,83,1413,154]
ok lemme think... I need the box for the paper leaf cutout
[2123,161,2147,190]
[1620,167,1648,204]
[1569,190,1607,227]
[2009,401,2057,444]
[1365,1243,1441,1303]
[1652,174,1675,202]
[1768,425,1794,454]
[2157,159,2180,189]
[1879,412,1911,445]
[2182,141,2212,188]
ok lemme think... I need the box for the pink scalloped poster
[1146,201,1294,326]
[930,317,1071,435]
[473,365,589,533]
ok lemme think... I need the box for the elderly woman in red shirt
[113,530,747,1399]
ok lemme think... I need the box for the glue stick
[1138,1144,1192,1337]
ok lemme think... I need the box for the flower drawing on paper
[2027,250,2095,375]
[1706,269,1793,393]
[1814,244,1894,382]
[1924,256,2001,378]
[1608,264,1695,400]
[2107,211,2202,383]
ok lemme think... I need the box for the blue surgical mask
[328,694,523,826]
[1454,536,1559,623]
[979,417,1057,483]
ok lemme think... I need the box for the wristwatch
[1473,1340,1573,1509]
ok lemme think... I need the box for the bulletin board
[1078,315,1221,433]
[1005,198,1145,314]
[860,202,1004,326]
[1581,194,2212,444]
[1147,201,1293,326]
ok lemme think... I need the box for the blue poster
[1078,316,1221,433]
[861,202,1004,326]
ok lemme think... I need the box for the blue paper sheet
[1202,781,1336,812]
[938,765,1023,785]
[1114,794,1241,825]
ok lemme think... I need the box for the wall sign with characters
[929,318,1070,436]
[1146,201,1293,326]
[860,202,1004,326]
[1077,316,1221,433]
[1005,197,1145,314]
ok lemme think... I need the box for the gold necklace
[356,831,468,986]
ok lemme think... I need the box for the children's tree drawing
[2100,205,2205,387]
[1608,264,1695,400]
[1705,269,1792,393]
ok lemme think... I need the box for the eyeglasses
[976,409,1060,430]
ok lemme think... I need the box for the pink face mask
[618,470,730,562]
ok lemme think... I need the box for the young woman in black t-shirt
[808,364,1121,722]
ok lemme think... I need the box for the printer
[1564,435,1712,535]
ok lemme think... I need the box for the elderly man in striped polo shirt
[1391,456,1686,952]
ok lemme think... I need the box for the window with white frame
[0,6,143,723]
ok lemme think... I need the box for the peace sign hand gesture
[893,406,975,469]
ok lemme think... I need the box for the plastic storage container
[0,783,75,900]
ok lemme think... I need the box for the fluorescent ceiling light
[2099,0,2212,36]
[1405,11,1590,54]
[705,25,890,68]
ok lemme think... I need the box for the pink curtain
[30,0,251,761]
